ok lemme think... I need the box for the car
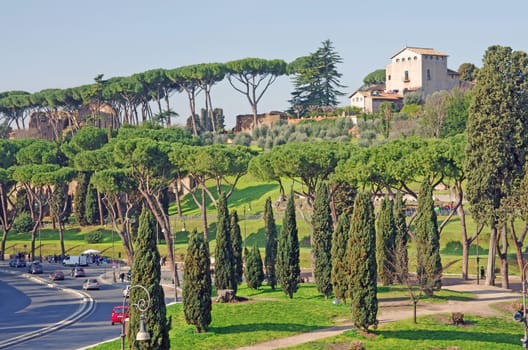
[49,270,65,281]
[71,267,86,278]
[111,305,129,325]
[122,285,130,298]
[9,258,26,268]
[27,262,43,274]
[82,278,100,290]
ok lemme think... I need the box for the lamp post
[38,224,42,262]
[120,284,151,350]
[112,228,117,283]
[476,234,480,285]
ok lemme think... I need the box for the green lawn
[87,283,513,350]
[287,314,522,350]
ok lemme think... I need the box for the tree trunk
[498,225,509,289]
[511,222,527,284]
[201,187,209,241]
[486,225,497,286]
[58,222,65,257]
[97,190,104,225]
[462,239,469,280]
[413,300,418,324]
[174,179,183,217]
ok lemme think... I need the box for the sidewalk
[235,278,522,350]
[98,265,182,302]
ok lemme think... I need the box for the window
[404,70,409,82]
[396,58,400,62]
[427,69,431,80]
[388,74,391,81]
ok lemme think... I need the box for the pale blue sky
[1,1,526,128]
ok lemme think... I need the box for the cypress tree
[264,197,278,289]
[331,213,350,304]
[276,191,300,298]
[415,180,442,296]
[214,193,237,293]
[84,184,98,225]
[312,182,333,298]
[376,196,396,285]
[230,210,244,284]
[348,192,378,331]
[245,245,264,289]
[73,172,89,226]
[183,228,212,333]
[129,206,170,349]
[393,192,409,283]
[465,45,528,285]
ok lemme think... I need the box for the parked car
[122,285,130,298]
[82,278,100,290]
[49,270,65,281]
[9,258,26,267]
[111,305,129,325]
[27,262,43,274]
[71,267,86,278]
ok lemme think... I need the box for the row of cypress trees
[313,180,441,330]
[182,180,440,333]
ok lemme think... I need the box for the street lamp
[121,284,151,350]
[476,233,481,285]
[112,228,117,283]
[38,224,42,262]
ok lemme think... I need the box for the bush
[85,229,104,243]
[12,212,33,234]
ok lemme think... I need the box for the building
[350,46,461,113]
[234,111,288,133]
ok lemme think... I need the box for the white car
[122,285,130,298]
[83,278,100,290]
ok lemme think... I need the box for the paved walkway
[235,278,522,350]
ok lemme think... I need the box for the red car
[111,305,129,325]
[49,270,65,281]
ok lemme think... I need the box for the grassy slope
[5,173,524,276]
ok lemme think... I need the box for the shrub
[85,229,104,243]
[13,212,33,234]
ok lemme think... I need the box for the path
[235,277,522,350]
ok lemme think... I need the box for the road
[0,261,128,350]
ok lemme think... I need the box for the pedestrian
[119,272,125,283]
[480,266,485,280]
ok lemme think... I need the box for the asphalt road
[0,262,128,350]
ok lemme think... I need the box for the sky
[1,1,526,128]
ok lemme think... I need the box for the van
[62,255,88,266]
